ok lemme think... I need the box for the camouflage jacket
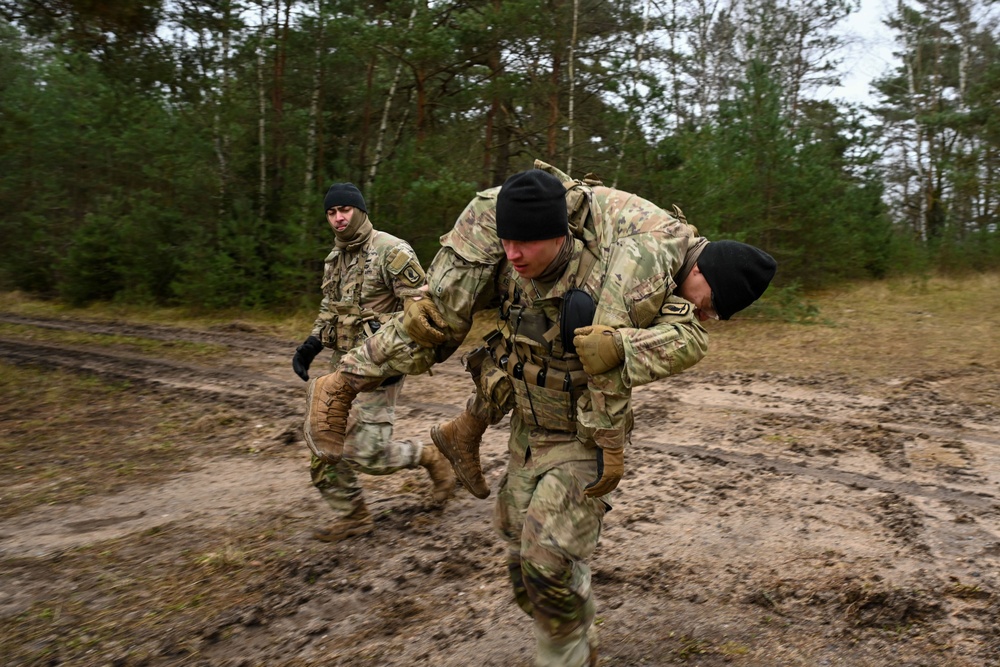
[311,229,426,355]
[341,161,709,462]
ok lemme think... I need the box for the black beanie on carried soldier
[495,170,568,241]
[324,182,366,213]
[698,240,777,320]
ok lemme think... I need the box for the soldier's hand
[573,325,625,375]
[292,335,324,381]
[585,445,624,497]
[403,295,449,347]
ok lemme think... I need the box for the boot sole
[303,375,343,462]
[431,426,491,499]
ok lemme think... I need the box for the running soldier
[292,182,454,543]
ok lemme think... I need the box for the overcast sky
[820,0,898,105]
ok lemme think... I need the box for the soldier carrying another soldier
[303,163,776,666]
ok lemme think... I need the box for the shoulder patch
[660,300,692,317]
[386,246,425,287]
[387,247,409,273]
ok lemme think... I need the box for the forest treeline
[0,0,997,311]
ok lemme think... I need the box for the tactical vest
[317,234,398,352]
[487,222,600,433]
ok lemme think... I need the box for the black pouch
[560,288,596,355]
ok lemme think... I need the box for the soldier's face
[677,265,719,321]
[326,206,355,232]
[501,236,565,280]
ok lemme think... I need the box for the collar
[675,237,709,286]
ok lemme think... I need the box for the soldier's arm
[383,242,429,302]
[578,231,705,429]
[309,252,339,340]
[339,245,500,379]
[611,298,708,388]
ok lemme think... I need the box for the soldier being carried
[304,163,776,666]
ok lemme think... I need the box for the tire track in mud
[0,337,303,419]
[0,313,293,354]
[3,324,997,516]
[634,434,999,511]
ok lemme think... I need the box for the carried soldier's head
[679,240,777,321]
[324,182,369,241]
[496,169,570,279]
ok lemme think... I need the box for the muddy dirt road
[1,311,999,666]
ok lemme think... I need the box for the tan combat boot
[430,408,490,499]
[304,370,383,462]
[419,444,456,503]
[312,502,374,542]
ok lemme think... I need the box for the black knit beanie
[495,170,568,241]
[698,241,777,320]
[324,183,367,213]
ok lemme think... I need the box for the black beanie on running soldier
[495,170,568,241]
[698,240,777,320]
[324,182,367,213]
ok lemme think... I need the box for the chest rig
[482,235,600,432]
[318,234,396,352]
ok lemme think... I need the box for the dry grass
[697,272,1000,381]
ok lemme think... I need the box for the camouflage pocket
[625,271,670,328]
[481,360,515,414]
[512,380,576,432]
[336,314,363,351]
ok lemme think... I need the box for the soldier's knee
[507,556,535,617]
[521,558,587,639]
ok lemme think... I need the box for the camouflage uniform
[309,229,427,516]
[339,162,708,666]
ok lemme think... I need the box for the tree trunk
[257,1,267,221]
[566,0,579,175]
[302,0,324,234]
[547,52,561,161]
[367,4,417,195]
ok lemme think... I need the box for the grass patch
[695,272,1000,381]
[0,322,227,361]
[0,290,307,342]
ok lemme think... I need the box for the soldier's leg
[310,453,362,514]
[309,450,370,542]
[433,352,512,499]
[493,458,539,619]
[521,460,606,667]
[344,381,454,502]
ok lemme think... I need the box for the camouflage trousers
[493,422,607,667]
[310,378,422,516]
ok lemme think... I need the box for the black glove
[292,336,324,381]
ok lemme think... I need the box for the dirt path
[1,313,998,666]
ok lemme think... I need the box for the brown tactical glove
[573,325,625,376]
[585,447,624,497]
[584,427,627,497]
[304,370,383,462]
[403,295,449,348]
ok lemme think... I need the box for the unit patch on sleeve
[659,300,692,317]
[386,247,426,287]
